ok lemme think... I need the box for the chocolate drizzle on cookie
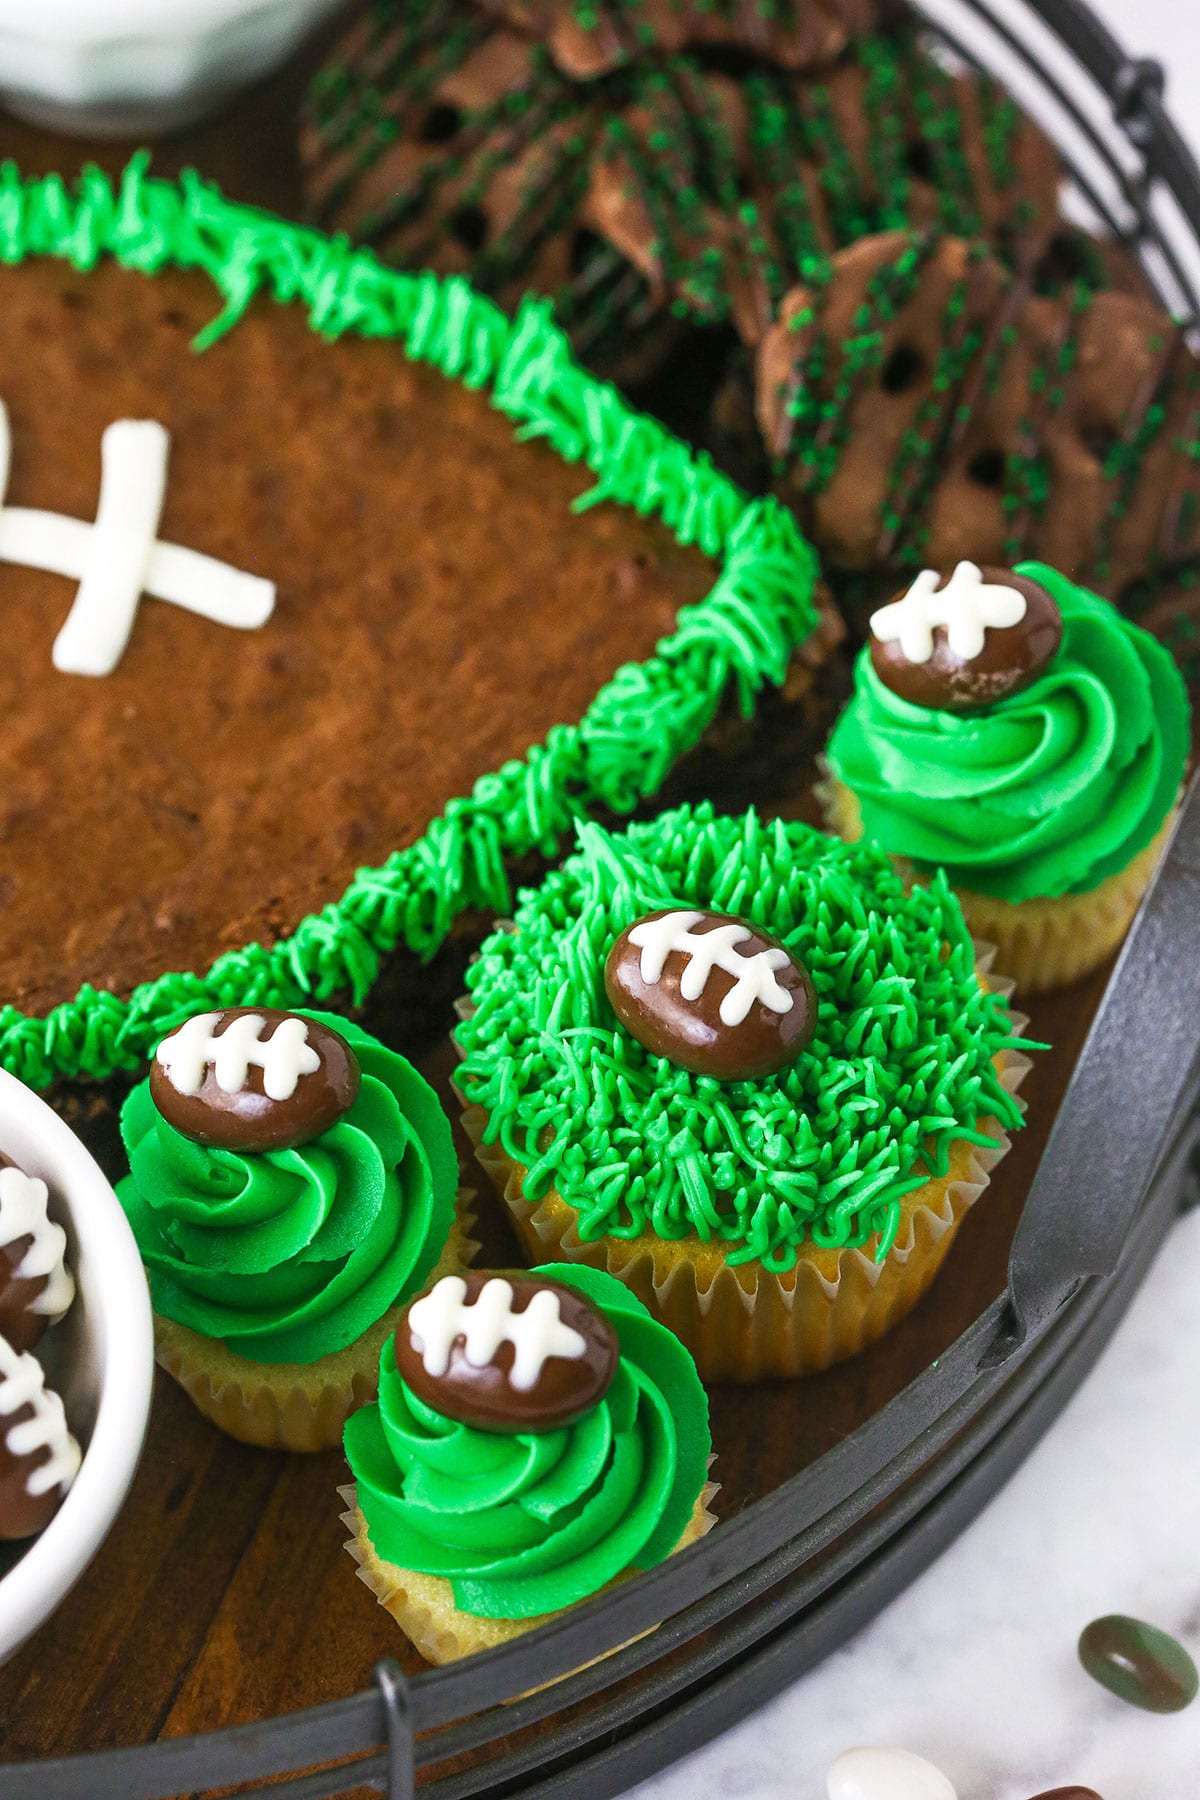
[757,230,1200,601]
[301,13,1064,368]
[485,0,899,81]
[869,561,1063,711]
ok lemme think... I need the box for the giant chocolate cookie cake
[0,161,822,1090]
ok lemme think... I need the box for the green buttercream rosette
[117,1013,458,1364]
[344,1263,710,1620]
[826,563,1190,902]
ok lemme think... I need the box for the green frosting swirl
[826,563,1190,901]
[344,1263,710,1620]
[117,1013,458,1364]
[455,804,1029,1269]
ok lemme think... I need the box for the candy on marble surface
[1078,1613,1199,1713]
[1025,1788,1104,1799]
[826,1745,957,1800]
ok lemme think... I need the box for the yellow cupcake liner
[820,772,1175,995]
[456,969,1028,1382]
[339,1470,719,1669]
[154,1191,479,1452]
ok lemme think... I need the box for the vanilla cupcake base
[822,775,1175,995]
[460,1017,1028,1382]
[340,1476,718,1666]
[154,1193,478,1452]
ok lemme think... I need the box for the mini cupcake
[118,1008,469,1451]
[823,560,1190,992]
[342,1262,714,1662]
[454,803,1030,1380]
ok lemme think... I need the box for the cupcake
[341,1262,714,1662]
[823,560,1190,992]
[454,802,1030,1380]
[118,1007,469,1451]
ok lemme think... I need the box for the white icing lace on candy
[629,910,794,1027]
[156,1012,320,1101]
[869,560,1027,664]
[0,1334,81,1497]
[0,403,275,677]
[408,1276,587,1393]
[0,1167,74,1323]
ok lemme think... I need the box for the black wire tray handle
[6,1,1200,1794]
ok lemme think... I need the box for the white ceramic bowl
[0,1068,154,1663]
[0,0,346,138]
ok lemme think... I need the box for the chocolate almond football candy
[1078,1614,1198,1713]
[605,907,817,1081]
[826,1746,958,1800]
[396,1273,620,1433]
[869,561,1063,712]
[149,1008,360,1152]
[0,1332,81,1540]
[0,1163,74,1354]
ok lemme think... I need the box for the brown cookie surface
[0,250,716,1017]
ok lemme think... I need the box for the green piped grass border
[0,155,821,1090]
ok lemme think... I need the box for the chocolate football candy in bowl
[0,1070,152,1661]
[0,1161,75,1354]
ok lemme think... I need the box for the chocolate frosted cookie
[302,9,1070,377]
[301,5,675,383]
[582,30,1064,345]
[302,16,594,308]
[757,229,1200,602]
[481,0,900,80]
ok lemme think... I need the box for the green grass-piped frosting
[455,804,1031,1270]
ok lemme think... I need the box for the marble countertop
[629,4,1200,1796]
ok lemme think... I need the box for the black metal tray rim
[7,0,1200,1793]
